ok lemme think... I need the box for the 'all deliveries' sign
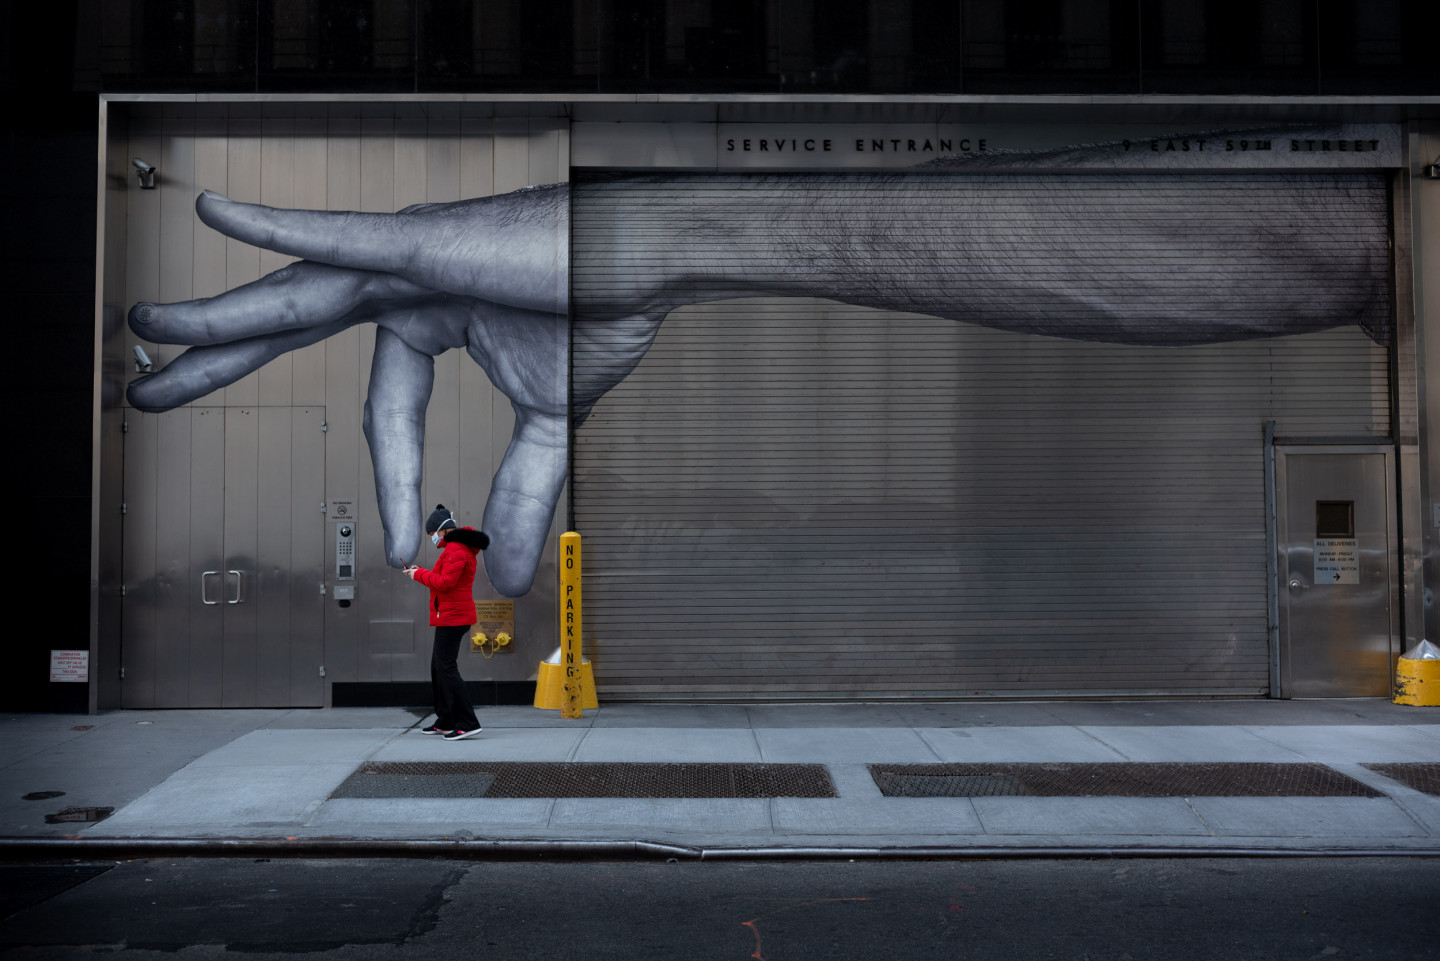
[1314,538,1359,585]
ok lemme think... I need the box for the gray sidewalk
[2,699,1438,856]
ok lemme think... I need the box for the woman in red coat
[404,505,490,740]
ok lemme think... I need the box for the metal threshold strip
[869,763,1384,798]
[330,762,838,799]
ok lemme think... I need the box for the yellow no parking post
[1394,639,1440,707]
[534,531,597,715]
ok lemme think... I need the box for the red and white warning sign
[49,650,89,683]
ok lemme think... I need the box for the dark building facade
[11,1,1438,710]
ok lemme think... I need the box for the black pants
[431,625,480,731]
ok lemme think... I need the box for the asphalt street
[0,857,1436,959]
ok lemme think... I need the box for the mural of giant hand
[128,174,1389,597]
[129,186,572,597]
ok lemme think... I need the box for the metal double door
[1275,446,1398,698]
[120,406,326,707]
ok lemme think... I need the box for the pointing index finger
[195,187,568,316]
[197,190,414,280]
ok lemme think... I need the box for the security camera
[132,344,154,372]
[132,158,157,189]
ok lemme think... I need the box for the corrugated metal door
[571,173,1392,699]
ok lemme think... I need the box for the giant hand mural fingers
[363,326,435,568]
[128,320,354,412]
[195,185,568,315]
[129,260,432,345]
[463,300,568,597]
[480,409,567,598]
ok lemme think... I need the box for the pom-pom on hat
[424,504,457,535]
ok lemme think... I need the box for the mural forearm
[572,175,1389,346]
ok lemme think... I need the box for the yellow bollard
[1394,640,1440,706]
[533,531,597,714]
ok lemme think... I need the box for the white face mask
[431,532,443,547]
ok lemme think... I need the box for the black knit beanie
[424,504,457,535]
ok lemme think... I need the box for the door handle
[1289,579,1305,591]
[227,570,243,605]
[201,570,220,605]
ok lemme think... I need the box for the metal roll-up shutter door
[571,173,1391,699]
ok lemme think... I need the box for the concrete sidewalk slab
[570,727,761,762]
[2,701,1436,854]
[745,704,910,728]
[1080,725,1309,762]
[93,762,359,835]
[755,726,940,762]
[971,797,1211,836]
[1186,797,1424,838]
[773,798,984,836]
[185,728,401,767]
[548,798,771,836]
[372,728,586,762]
[592,704,750,728]
[1243,725,1440,762]
[310,798,555,830]
[258,708,420,729]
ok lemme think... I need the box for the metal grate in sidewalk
[331,762,837,799]
[869,763,1383,798]
[1362,763,1440,796]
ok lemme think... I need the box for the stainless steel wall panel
[120,410,159,708]
[157,118,195,370]
[221,122,262,408]
[426,117,461,204]
[188,407,225,705]
[222,407,259,706]
[572,173,1392,698]
[527,118,565,186]
[395,118,429,210]
[493,119,532,193]
[96,106,132,712]
[191,118,230,321]
[290,120,330,409]
[151,409,195,706]
[360,118,395,212]
[289,406,326,705]
[319,116,364,691]
[255,406,294,706]
[326,118,362,210]
[460,118,495,199]
[257,118,298,407]
[125,124,162,372]
[353,321,394,682]
[1276,447,1397,696]
[1416,123,1440,652]
[112,110,570,705]
[322,322,362,688]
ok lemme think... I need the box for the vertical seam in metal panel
[568,183,576,533]
[90,95,110,714]
[1264,420,1280,698]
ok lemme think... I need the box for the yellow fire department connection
[534,531,597,714]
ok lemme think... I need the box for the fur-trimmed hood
[445,527,490,552]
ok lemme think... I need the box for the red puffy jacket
[412,528,489,626]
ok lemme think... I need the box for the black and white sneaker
[443,727,481,741]
[419,725,450,735]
